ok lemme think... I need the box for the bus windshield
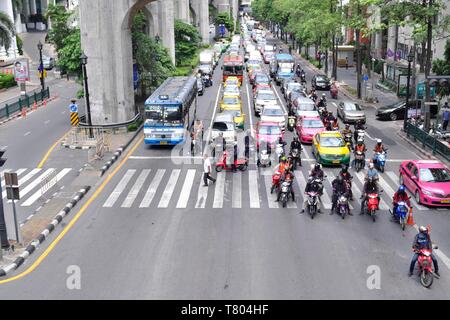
[145,105,182,127]
[224,65,243,75]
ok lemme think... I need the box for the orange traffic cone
[21,107,27,118]
[33,101,37,110]
[43,99,47,107]
[407,207,415,225]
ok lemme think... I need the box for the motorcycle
[415,248,438,288]
[275,143,285,162]
[287,116,296,132]
[318,106,328,120]
[306,189,320,219]
[215,151,248,172]
[343,177,353,201]
[289,147,302,170]
[354,151,365,172]
[335,192,350,219]
[354,128,365,144]
[271,170,282,194]
[300,74,306,85]
[202,74,212,87]
[330,84,338,99]
[343,133,353,151]
[279,180,293,208]
[373,151,387,173]
[332,121,339,131]
[390,200,410,230]
[363,192,382,222]
[257,149,272,167]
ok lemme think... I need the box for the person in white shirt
[203,153,216,186]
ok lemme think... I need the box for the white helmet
[369,162,374,169]
[419,226,427,233]
[310,164,315,171]
[377,139,382,144]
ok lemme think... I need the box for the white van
[200,50,215,69]
[210,114,236,144]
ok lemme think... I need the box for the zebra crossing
[99,166,432,211]
[0,168,73,207]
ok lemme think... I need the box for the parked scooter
[215,151,248,172]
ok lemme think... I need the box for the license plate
[332,160,340,164]
[160,141,168,145]
[441,200,450,203]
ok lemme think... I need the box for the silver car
[42,56,55,70]
[337,101,366,124]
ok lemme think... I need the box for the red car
[399,160,450,207]
[253,83,271,96]
[255,121,283,150]
[296,116,325,144]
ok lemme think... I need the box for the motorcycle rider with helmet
[342,123,353,138]
[372,139,388,163]
[353,138,367,168]
[392,185,411,217]
[300,175,322,214]
[309,163,324,195]
[409,226,439,277]
[331,175,352,215]
[360,176,380,215]
[366,162,379,181]
[354,120,366,143]
[276,168,295,202]
[339,165,353,200]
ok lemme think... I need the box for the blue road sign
[70,103,78,113]
[219,24,226,36]
[363,74,369,81]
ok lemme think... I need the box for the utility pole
[356,1,362,99]
[0,148,9,250]
[424,0,433,132]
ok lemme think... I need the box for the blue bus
[274,53,295,85]
[144,76,197,145]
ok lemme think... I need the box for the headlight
[422,190,432,196]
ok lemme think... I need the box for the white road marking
[176,169,196,208]
[212,172,226,208]
[204,83,223,151]
[264,174,278,208]
[129,156,203,160]
[44,120,50,125]
[245,73,255,137]
[139,169,165,208]
[272,80,288,116]
[232,172,242,208]
[24,131,31,136]
[16,168,55,200]
[103,169,136,207]
[2,168,41,199]
[21,168,72,206]
[249,170,260,208]
[158,169,181,208]
[121,169,151,208]
[195,173,209,208]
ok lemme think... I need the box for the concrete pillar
[0,0,19,59]
[30,0,37,14]
[176,0,190,23]
[215,0,230,14]
[158,0,175,64]
[148,2,160,38]
[197,0,209,45]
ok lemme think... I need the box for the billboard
[14,58,30,82]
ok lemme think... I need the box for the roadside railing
[0,87,50,120]
[405,122,450,161]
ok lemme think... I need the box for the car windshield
[344,103,362,111]
[256,75,269,82]
[296,103,315,111]
[288,83,301,91]
[223,110,241,117]
[419,168,450,182]
[263,108,283,116]
[259,125,281,135]
[321,136,345,147]
[316,76,328,82]
[223,97,239,104]
[224,86,239,94]
[213,122,233,131]
[280,67,293,73]
[303,119,323,128]
[226,80,238,86]
[257,93,276,100]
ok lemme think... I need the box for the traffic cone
[21,107,27,118]
[33,101,37,110]
[407,207,415,225]
[43,99,47,107]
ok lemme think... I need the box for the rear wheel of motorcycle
[420,270,434,288]
[216,166,223,172]
[238,163,248,171]
[400,217,406,230]
[282,198,287,208]
[341,208,346,219]
[371,210,376,222]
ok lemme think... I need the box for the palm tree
[0,11,15,52]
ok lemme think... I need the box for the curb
[100,124,143,177]
[61,144,92,150]
[0,186,91,277]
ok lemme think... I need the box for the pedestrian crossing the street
[98,166,436,212]
[0,168,73,207]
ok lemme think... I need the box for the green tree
[0,11,15,52]
[174,19,201,66]
[58,28,82,75]
[45,4,73,51]
[432,39,450,75]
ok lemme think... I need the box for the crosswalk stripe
[264,174,279,208]
[103,169,136,208]
[2,168,39,199]
[354,171,389,210]
[195,173,209,208]
[139,169,165,208]
[176,169,196,208]
[158,169,181,208]
[232,172,242,208]
[249,170,260,208]
[21,168,72,207]
[17,168,55,200]
[121,169,151,208]
[212,172,226,208]
[386,171,428,211]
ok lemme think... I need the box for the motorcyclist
[332,118,339,130]
[409,226,439,277]
[339,165,353,200]
[290,136,301,151]
[342,124,352,138]
[300,176,322,214]
[300,69,306,82]
[317,94,327,108]
[353,139,367,167]
[309,89,317,102]
[354,120,366,142]
[360,176,380,214]
[276,168,295,202]
[373,139,388,163]
[331,175,352,215]
[392,185,411,217]
[310,163,324,181]
[366,162,379,181]
[296,64,301,76]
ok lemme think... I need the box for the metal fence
[0,87,50,120]
[405,122,450,161]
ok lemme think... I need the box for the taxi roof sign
[159,95,169,100]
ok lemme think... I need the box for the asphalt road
[0,31,449,299]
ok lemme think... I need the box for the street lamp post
[80,52,93,138]
[403,49,415,131]
[37,40,45,92]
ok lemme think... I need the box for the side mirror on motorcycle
[433,245,439,250]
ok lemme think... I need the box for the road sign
[70,103,78,113]
[363,74,369,81]
[71,112,79,126]
[4,172,20,201]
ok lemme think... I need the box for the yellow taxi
[220,95,245,129]
[312,131,351,166]
[224,76,241,88]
